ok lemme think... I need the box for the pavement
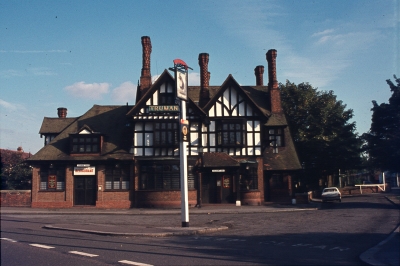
[1,193,399,265]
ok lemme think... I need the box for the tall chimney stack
[254,65,264,86]
[140,36,152,91]
[198,53,210,107]
[266,49,283,113]
[57,107,67,118]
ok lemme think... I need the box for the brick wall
[241,191,261,205]
[0,190,31,207]
[31,165,73,208]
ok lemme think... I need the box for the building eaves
[28,105,134,163]
[201,152,240,168]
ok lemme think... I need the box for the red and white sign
[74,166,96,175]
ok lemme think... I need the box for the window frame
[216,119,246,147]
[39,165,65,191]
[70,134,101,154]
[153,121,179,147]
[158,91,175,105]
[105,165,130,191]
[139,161,195,191]
[241,166,258,190]
[267,127,284,147]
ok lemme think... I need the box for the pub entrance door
[201,173,234,204]
[74,176,96,206]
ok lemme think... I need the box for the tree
[0,149,32,190]
[362,75,400,172]
[280,80,363,187]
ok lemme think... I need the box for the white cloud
[207,1,288,52]
[0,99,20,110]
[282,55,351,87]
[29,67,57,76]
[312,29,335,37]
[0,50,67,53]
[0,69,23,78]
[1,68,57,78]
[312,28,381,52]
[152,75,161,83]
[188,72,200,86]
[64,81,110,100]
[111,81,137,104]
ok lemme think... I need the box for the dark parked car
[321,187,341,202]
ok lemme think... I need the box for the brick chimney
[57,107,67,118]
[198,53,210,107]
[254,65,264,86]
[139,36,152,91]
[266,49,283,113]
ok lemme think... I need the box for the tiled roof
[28,105,134,162]
[201,152,240,168]
[39,117,77,134]
[263,126,302,170]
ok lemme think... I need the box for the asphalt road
[1,193,399,265]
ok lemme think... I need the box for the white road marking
[29,244,55,249]
[118,260,154,266]
[69,251,99,257]
[1,238,17,242]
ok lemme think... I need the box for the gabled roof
[126,69,174,116]
[39,117,77,135]
[127,69,207,119]
[75,124,98,134]
[28,105,134,162]
[188,75,271,119]
[201,152,240,168]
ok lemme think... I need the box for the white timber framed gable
[202,79,263,156]
[130,71,203,158]
[132,76,180,157]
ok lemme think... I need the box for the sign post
[170,59,192,227]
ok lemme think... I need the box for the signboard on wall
[48,175,56,189]
[148,105,179,112]
[74,166,96,175]
[181,119,189,142]
[176,70,188,101]
[223,176,230,188]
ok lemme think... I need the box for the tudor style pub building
[28,36,301,209]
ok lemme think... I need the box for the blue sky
[1,0,398,154]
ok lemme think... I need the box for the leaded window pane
[105,166,130,190]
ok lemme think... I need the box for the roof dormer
[69,125,103,155]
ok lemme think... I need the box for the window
[158,82,175,104]
[217,120,245,146]
[154,122,178,146]
[159,93,175,105]
[139,161,195,190]
[40,165,65,190]
[241,167,258,190]
[44,134,56,145]
[268,128,284,147]
[70,134,101,154]
[105,165,130,190]
[269,173,287,189]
